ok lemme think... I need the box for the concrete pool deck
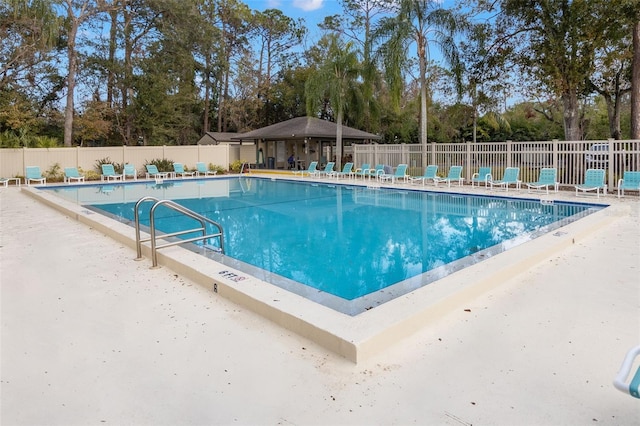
[1,180,639,424]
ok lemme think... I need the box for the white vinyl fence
[0,144,256,180]
[353,139,640,190]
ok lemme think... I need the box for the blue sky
[246,0,343,37]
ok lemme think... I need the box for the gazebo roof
[233,116,381,142]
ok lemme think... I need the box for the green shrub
[82,168,101,181]
[229,160,244,173]
[44,163,64,182]
[209,163,227,174]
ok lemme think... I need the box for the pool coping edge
[21,185,623,364]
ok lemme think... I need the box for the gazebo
[233,116,381,170]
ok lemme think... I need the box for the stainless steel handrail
[134,196,225,267]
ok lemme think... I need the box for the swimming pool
[44,177,604,315]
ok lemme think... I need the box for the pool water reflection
[46,178,603,314]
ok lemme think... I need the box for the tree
[0,0,61,92]
[320,0,392,134]
[117,0,164,144]
[252,9,306,126]
[622,1,640,139]
[131,0,202,145]
[213,0,252,132]
[633,21,640,139]
[587,31,632,140]
[60,1,116,146]
[374,0,466,157]
[306,34,362,169]
[487,0,616,141]
[193,0,226,134]
[0,0,63,139]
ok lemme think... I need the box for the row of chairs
[13,163,640,198]
[10,162,218,186]
[413,165,640,198]
[294,162,640,198]
[101,162,217,182]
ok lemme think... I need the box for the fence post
[374,143,379,166]
[552,139,558,169]
[430,142,436,166]
[607,138,614,193]
[506,140,513,168]
[466,142,472,181]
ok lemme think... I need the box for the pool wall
[22,185,624,363]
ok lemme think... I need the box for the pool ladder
[134,196,225,268]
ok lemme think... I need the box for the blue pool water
[44,178,603,314]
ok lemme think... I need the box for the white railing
[354,139,640,189]
[3,139,639,191]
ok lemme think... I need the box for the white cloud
[266,0,282,7]
[292,0,324,12]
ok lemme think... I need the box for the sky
[246,0,344,38]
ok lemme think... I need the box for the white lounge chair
[196,162,217,177]
[64,167,85,183]
[315,162,335,178]
[145,164,169,180]
[173,163,195,178]
[366,164,385,180]
[293,161,318,178]
[471,167,492,188]
[526,168,558,194]
[575,169,606,198]
[101,164,122,181]
[25,166,46,186]
[123,164,137,180]
[353,163,370,179]
[617,171,640,198]
[490,167,520,191]
[410,165,438,186]
[330,162,354,179]
[380,164,408,184]
[613,344,640,398]
[434,166,464,187]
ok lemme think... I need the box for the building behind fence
[353,139,640,190]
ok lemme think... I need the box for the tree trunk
[222,69,229,132]
[336,109,343,171]
[601,92,622,140]
[107,6,117,107]
[63,20,79,147]
[418,34,428,166]
[561,91,582,141]
[203,50,212,133]
[122,6,133,145]
[610,93,622,140]
[632,20,640,139]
